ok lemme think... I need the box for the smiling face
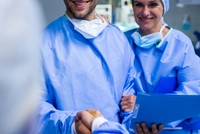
[64,0,98,21]
[132,0,164,35]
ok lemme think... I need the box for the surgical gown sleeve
[167,35,200,128]
[36,71,78,134]
[37,100,77,134]
[36,30,77,134]
[174,39,200,95]
[119,68,136,130]
[93,121,129,134]
[119,45,136,130]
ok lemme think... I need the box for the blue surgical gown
[37,15,135,134]
[125,28,200,134]
[93,121,129,134]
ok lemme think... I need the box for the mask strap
[95,12,106,24]
[159,25,166,38]
[160,25,166,33]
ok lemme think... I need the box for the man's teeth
[74,2,86,4]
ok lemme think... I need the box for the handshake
[75,108,105,134]
[74,95,136,134]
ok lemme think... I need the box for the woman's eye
[149,3,158,8]
[134,3,143,7]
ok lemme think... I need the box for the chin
[73,10,88,19]
[139,25,151,31]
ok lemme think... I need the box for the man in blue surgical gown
[37,0,135,133]
[124,0,200,133]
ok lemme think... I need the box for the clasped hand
[75,108,103,134]
[75,94,136,134]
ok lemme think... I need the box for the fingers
[75,111,86,122]
[157,124,163,133]
[99,15,105,22]
[135,122,151,134]
[86,108,103,117]
[135,123,144,134]
[75,111,95,129]
[141,122,150,134]
[135,123,163,134]
[75,109,103,131]
[151,124,158,134]
[75,111,83,122]
[121,95,136,112]
[151,123,163,134]
[99,14,109,24]
[75,119,91,134]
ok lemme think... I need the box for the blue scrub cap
[161,0,169,14]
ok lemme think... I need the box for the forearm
[92,119,129,134]
[37,101,77,134]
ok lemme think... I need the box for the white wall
[163,0,200,43]
[39,0,65,26]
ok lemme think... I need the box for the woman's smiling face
[133,0,164,35]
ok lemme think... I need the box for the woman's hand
[135,122,163,134]
[121,95,136,112]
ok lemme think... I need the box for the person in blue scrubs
[124,0,200,133]
[37,0,136,133]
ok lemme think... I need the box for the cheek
[157,7,164,16]
[133,8,140,17]
[157,11,163,20]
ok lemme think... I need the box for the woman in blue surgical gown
[124,0,200,133]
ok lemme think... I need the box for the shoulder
[164,28,194,54]
[102,23,134,54]
[124,28,137,39]
[41,16,67,50]
[105,23,124,34]
[42,16,71,44]
[43,16,67,36]
[105,23,136,42]
[104,23,130,43]
[169,29,192,45]
[106,23,135,38]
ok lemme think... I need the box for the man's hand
[75,119,91,134]
[121,95,136,112]
[135,122,163,134]
[86,108,103,117]
[75,111,96,130]
[75,109,103,134]
[97,14,109,24]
